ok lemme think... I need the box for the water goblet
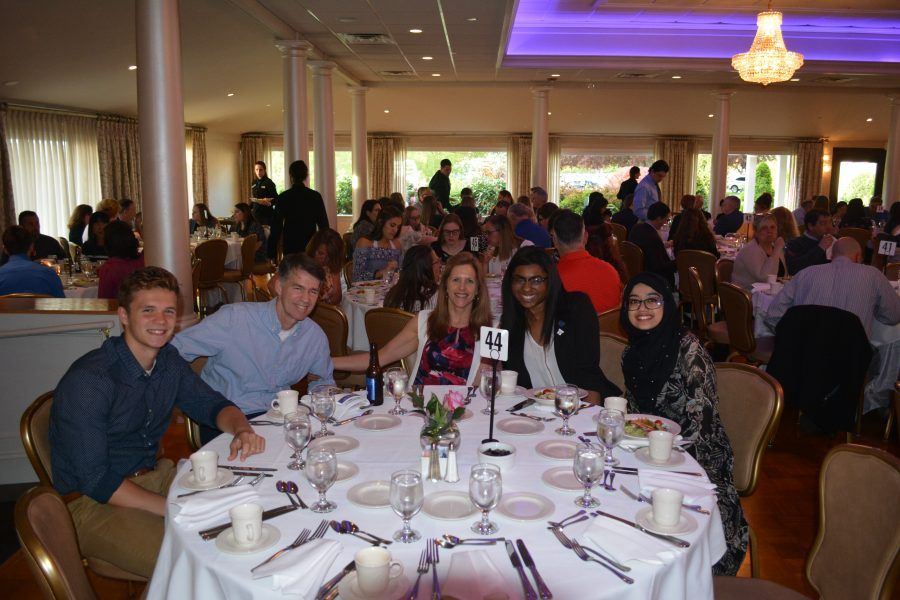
[573,443,606,508]
[305,447,338,513]
[469,463,502,535]
[283,411,311,471]
[596,408,625,467]
[385,367,408,416]
[389,469,424,542]
[555,385,578,436]
[311,390,335,438]
[479,371,497,415]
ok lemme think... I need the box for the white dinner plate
[354,414,402,431]
[635,507,698,536]
[496,492,555,521]
[457,408,474,421]
[536,439,579,461]
[540,467,582,491]
[214,524,281,555]
[347,480,391,508]
[422,491,478,520]
[496,417,544,436]
[336,461,360,482]
[526,386,589,406]
[310,435,360,454]
[339,572,410,600]
[634,447,686,468]
[178,468,234,491]
[621,414,682,440]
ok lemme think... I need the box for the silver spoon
[437,534,504,549]
[342,520,393,546]
[276,480,299,508]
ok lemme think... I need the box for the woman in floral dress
[352,206,403,282]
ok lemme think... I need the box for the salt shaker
[444,442,460,483]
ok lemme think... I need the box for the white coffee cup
[648,430,675,463]
[189,450,218,484]
[766,274,777,285]
[651,488,683,527]
[229,503,263,547]
[604,396,627,414]
[271,389,299,415]
[500,370,518,395]
[355,547,404,596]
[364,288,376,304]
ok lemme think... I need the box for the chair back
[184,357,208,451]
[597,306,625,337]
[837,227,872,257]
[365,307,414,371]
[599,333,628,394]
[685,266,710,338]
[191,258,201,313]
[20,391,54,486]
[806,444,900,600]
[57,237,73,262]
[194,239,228,286]
[238,234,257,278]
[608,222,628,244]
[676,250,718,303]
[342,262,353,288]
[715,258,734,285]
[885,262,900,282]
[619,241,644,279]
[342,232,353,262]
[870,233,895,272]
[310,302,349,358]
[15,486,97,600]
[1,293,54,298]
[718,281,756,354]
[714,363,783,496]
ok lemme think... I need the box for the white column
[135,0,193,324]
[776,154,790,207]
[710,91,734,218]
[348,86,368,221]
[311,61,336,227]
[275,40,311,189]
[884,95,900,206]
[744,154,757,213]
[530,86,551,190]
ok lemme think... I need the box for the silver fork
[547,509,588,529]
[405,548,429,600]
[429,538,441,599]
[176,475,244,498]
[512,412,555,422]
[571,541,634,584]
[251,527,311,572]
[550,526,631,573]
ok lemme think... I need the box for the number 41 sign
[480,326,509,362]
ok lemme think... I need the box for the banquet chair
[194,239,228,315]
[309,302,359,386]
[221,234,257,301]
[685,267,729,347]
[870,233,894,273]
[191,258,201,314]
[608,222,627,244]
[342,262,354,288]
[57,237,74,263]
[717,282,773,365]
[715,258,734,286]
[597,306,626,337]
[619,241,644,280]
[713,444,900,599]
[677,250,719,314]
[365,307,414,373]
[885,262,900,282]
[837,227,872,259]
[342,232,353,262]
[184,357,208,451]
[15,486,99,600]
[598,333,627,394]
[714,363,783,579]
[0,293,54,298]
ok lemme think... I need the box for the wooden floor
[2,408,898,599]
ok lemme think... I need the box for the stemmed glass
[311,389,335,438]
[469,463,502,535]
[573,443,606,508]
[283,411,311,470]
[555,385,578,436]
[305,447,338,513]
[389,469,424,542]
[596,408,625,467]
[479,371,497,415]
[385,367,408,416]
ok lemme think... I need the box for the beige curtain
[97,115,141,206]
[240,135,267,199]
[0,106,14,232]
[392,138,407,198]
[507,135,531,198]
[368,136,401,199]
[794,140,823,209]
[190,128,208,204]
[654,137,696,209]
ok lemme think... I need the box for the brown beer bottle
[365,342,384,406]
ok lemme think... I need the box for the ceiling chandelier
[731,5,804,86]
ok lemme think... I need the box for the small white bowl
[477,442,516,473]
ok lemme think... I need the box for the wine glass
[469,463,502,535]
[479,371,497,415]
[555,385,578,436]
[305,447,338,513]
[573,443,606,508]
[596,408,625,467]
[385,367,408,416]
[311,389,335,438]
[389,469,424,542]
[283,411,311,470]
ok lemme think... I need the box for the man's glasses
[512,275,548,287]
[627,296,663,311]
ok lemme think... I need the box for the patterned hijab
[619,272,685,413]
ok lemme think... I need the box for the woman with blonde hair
[732,213,785,289]
[480,214,516,275]
[770,206,799,242]
[96,198,120,221]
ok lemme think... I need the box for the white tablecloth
[149,396,726,600]
[63,281,98,298]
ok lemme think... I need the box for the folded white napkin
[619,434,683,450]
[304,391,369,421]
[170,486,260,530]
[638,469,717,503]
[251,538,342,599]
[584,515,677,565]
[442,550,512,600]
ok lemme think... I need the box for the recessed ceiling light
[790,78,800,82]
[384,109,390,113]
[338,17,356,23]
[866,117,873,122]
[265,104,271,107]
[128,65,137,70]
[4,80,20,86]
[467,17,478,22]
[547,112,552,115]
[422,56,433,60]
[431,73,441,77]
[409,28,422,34]
[671,75,682,79]
[227,92,234,97]
[708,114,714,118]
[551,73,560,77]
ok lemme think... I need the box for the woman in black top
[500,247,620,404]
[384,245,440,313]
[839,197,872,230]
[82,212,110,257]
[67,204,92,245]
[250,160,278,225]
[351,199,381,248]
[230,203,266,262]
[431,214,470,264]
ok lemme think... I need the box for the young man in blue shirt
[0,226,65,297]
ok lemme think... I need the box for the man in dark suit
[267,160,329,259]
[627,201,676,289]
[784,208,833,275]
[428,158,452,213]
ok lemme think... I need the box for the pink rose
[442,390,465,411]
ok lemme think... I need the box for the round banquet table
[63,280,98,298]
[148,393,727,600]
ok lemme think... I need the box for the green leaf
[409,391,424,409]
[451,406,465,420]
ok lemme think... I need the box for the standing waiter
[268,160,329,260]
[250,161,278,226]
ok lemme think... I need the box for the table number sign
[470,236,481,252]
[480,326,509,362]
[878,239,896,256]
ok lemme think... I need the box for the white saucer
[262,408,287,423]
[634,447,686,467]
[422,491,477,520]
[457,408,474,421]
[178,468,234,491]
[310,435,360,454]
[540,467,582,491]
[354,414,402,431]
[496,417,544,435]
[214,523,281,555]
[337,461,360,482]
[492,386,528,401]
[496,492,555,521]
[636,506,697,535]
[339,571,410,600]
[347,480,391,508]
[536,439,578,461]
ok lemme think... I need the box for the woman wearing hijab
[619,273,748,576]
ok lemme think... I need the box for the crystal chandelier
[731,5,803,86]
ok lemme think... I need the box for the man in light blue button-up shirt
[632,160,669,221]
[172,254,334,436]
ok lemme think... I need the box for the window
[335,151,352,215]
[558,153,653,212]
[269,150,285,192]
[695,153,794,212]
[405,150,507,214]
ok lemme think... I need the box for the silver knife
[592,510,690,548]
[507,398,535,413]
[219,465,278,472]
[505,540,538,600]
[316,560,356,600]
[611,465,704,477]
[199,505,296,540]
[516,539,552,599]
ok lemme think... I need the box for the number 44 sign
[480,326,509,362]
[878,239,897,256]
